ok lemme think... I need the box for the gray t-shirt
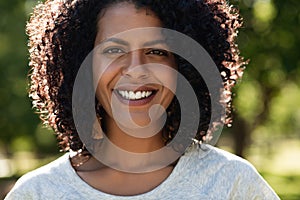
[5,144,280,200]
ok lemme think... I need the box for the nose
[121,50,150,80]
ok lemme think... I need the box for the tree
[0,0,57,156]
[229,0,300,157]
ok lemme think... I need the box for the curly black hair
[26,0,245,153]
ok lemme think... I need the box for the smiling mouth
[117,90,155,100]
[114,88,157,106]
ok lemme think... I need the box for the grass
[247,139,300,200]
[261,172,300,200]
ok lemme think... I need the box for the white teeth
[135,91,142,99]
[125,91,129,99]
[117,90,153,100]
[141,91,146,98]
[119,91,125,97]
[146,91,151,97]
[129,91,135,99]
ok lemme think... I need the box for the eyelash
[103,47,125,54]
[145,49,169,57]
[102,47,169,57]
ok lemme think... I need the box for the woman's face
[93,2,177,129]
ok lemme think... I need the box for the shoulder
[178,144,280,199]
[5,154,73,199]
[183,144,257,172]
[16,153,70,184]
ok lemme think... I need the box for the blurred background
[0,0,299,199]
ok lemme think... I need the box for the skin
[93,2,177,153]
[75,2,178,196]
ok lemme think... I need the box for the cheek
[95,80,105,106]
[92,52,120,88]
[166,59,178,96]
[95,79,114,117]
[94,68,112,104]
[93,57,121,96]
[95,72,114,96]
[152,61,178,93]
[163,72,177,91]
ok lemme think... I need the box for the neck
[104,114,165,153]
[87,114,167,172]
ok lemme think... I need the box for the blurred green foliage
[0,0,57,155]
[0,0,299,198]
[261,172,300,199]
[0,0,298,159]
[228,0,300,155]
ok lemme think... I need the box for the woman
[6,0,279,199]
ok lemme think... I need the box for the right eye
[103,47,125,54]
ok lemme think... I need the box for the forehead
[95,2,162,44]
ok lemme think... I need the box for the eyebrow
[100,37,129,46]
[100,37,168,47]
[143,39,168,47]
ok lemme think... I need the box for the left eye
[103,47,125,54]
[146,49,169,56]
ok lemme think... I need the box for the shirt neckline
[63,149,192,198]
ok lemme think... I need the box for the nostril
[121,65,150,80]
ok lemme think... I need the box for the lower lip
[114,91,157,106]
